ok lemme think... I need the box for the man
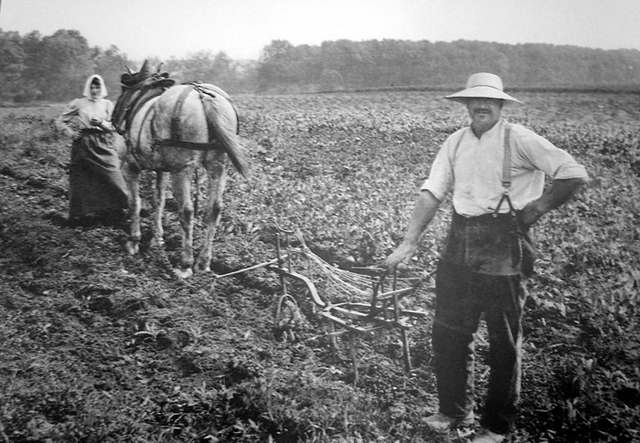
[385,73,588,442]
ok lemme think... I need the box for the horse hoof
[126,242,139,255]
[194,262,211,273]
[173,268,193,279]
[150,237,165,249]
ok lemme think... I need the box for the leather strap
[450,122,513,191]
[171,85,194,141]
[501,122,513,190]
[495,122,515,215]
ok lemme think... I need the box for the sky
[1,0,639,62]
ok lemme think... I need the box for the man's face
[466,98,503,135]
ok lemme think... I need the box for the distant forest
[2,28,640,103]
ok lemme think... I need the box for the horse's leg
[150,171,169,247]
[194,163,227,273]
[122,159,142,255]
[171,169,195,278]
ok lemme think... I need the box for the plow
[210,223,434,382]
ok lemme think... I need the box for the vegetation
[3,28,640,102]
[1,90,640,442]
[0,28,255,103]
[257,39,640,92]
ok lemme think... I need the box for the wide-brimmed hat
[445,73,522,104]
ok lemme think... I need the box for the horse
[112,60,250,278]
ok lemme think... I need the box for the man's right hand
[384,241,417,273]
[383,190,441,273]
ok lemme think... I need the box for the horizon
[1,0,639,63]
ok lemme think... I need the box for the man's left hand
[520,200,546,226]
[520,177,588,226]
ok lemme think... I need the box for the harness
[124,82,169,133]
[154,82,240,150]
[120,76,239,152]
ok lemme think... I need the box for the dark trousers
[433,260,526,435]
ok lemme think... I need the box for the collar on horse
[120,69,176,132]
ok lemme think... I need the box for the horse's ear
[156,63,164,73]
[140,60,150,76]
[125,65,134,75]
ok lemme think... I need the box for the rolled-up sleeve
[515,127,589,180]
[56,99,81,137]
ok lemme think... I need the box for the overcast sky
[1,0,639,62]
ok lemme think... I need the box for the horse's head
[112,60,175,134]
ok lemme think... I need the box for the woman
[56,74,130,226]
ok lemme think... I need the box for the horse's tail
[201,98,250,177]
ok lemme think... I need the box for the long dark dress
[68,129,129,217]
[57,95,129,218]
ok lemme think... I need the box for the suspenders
[495,123,515,217]
[451,121,515,216]
[445,122,535,276]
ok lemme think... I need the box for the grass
[1,90,640,442]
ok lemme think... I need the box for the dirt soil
[2,91,640,442]
[0,120,440,443]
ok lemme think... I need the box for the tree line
[0,29,258,103]
[259,39,640,92]
[2,28,640,104]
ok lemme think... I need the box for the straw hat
[445,73,522,104]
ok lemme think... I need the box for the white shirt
[56,97,115,135]
[422,119,589,217]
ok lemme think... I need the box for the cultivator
[211,223,432,382]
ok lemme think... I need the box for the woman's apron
[69,128,130,217]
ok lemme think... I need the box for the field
[1,90,640,442]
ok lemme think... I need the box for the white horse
[112,60,249,278]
